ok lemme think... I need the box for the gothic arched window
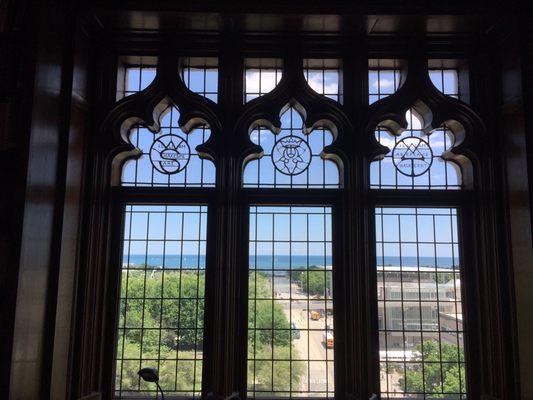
[107,58,219,398]
[96,49,490,400]
[368,60,476,399]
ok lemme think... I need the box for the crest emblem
[392,137,433,177]
[272,135,312,175]
[149,134,191,174]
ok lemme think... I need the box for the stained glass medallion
[243,107,340,189]
[271,135,312,176]
[149,134,191,174]
[392,137,433,177]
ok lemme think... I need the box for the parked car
[291,322,300,339]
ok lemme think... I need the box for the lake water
[122,254,459,269]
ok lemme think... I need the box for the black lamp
[138,367,165,400]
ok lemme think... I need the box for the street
[272,275,335,394]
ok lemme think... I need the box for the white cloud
[377,134,396,150]
[245,70,280,94]
[250,130,260,143]
[245,71,261,93]
[250,129,273,145]
[306,74,338,95]
[372,78,395,90]
[260,71,280,92]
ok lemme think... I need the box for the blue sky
[125,65,458,105]
[123,206,458,260]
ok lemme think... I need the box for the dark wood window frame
[74,33,518,400]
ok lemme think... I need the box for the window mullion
[338,46,378,399]
[204,38,248,398]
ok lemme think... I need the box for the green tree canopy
[290,266,331,297]
[400,340,466,397]
[247,272,305,393]
[121,269,205,351]
[117,267,205,393]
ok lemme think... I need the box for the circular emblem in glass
[271,135,312,176]
[149,134,191,174]
[392,137,433,177]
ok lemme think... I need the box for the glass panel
[181,57,219,103]
[303,59,342,102]
[115,205,207,398]
[368,60,401,104]
[248,206,334,398]
[117,58,219,102]
[243,107,339,189]
[121,106,215,187]
[429,69,459,98]
[120,65,157,99]
[244,58,283,102]
[370,110,461,190]
[368,61,458,104]
[376,207,466,399]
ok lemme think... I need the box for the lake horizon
[122,254,459,269]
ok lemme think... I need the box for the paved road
[267,275,406,396]
[380,370,403,395]
[271,275,335,394]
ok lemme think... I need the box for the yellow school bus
[310,310,321,320]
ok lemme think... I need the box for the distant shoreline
[122,254,459,270]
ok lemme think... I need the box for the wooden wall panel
[500,27,533,400]
[49,24,89,400]
[4,0,88,398]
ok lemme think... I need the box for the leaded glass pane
[121,106,215,187]
[115,205,207,398]
[370,110,461,190]
[376,207,466,399]
[248,206,334,398]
